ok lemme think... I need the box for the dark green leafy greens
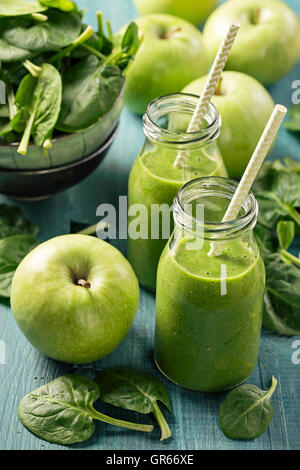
[219,377,277,440]
[253,160,300,231]
[0,205,39,302]
[57,57,124,132]
[0,1,47,17]
[285,104,300,132]
[0,10,82,54]
[0,204,38,238]
[95,367,172,441]
[0,2,141,153]
[0,234,38,298]
[253,158,300,336]
[18,374,153,445]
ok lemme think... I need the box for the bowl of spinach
[0,0,141,171]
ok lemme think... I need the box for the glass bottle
[127,93,227,291]
[154,177,265,392]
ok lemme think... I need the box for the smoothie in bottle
[128,93,227,290]
[154,177,265,392]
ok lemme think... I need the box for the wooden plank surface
[0,0,299,451]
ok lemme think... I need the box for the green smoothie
[128,146,227,290]
[154,235,265,392]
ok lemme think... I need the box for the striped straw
[174,22,240,168]
[209,104,287,256]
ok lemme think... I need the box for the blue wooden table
[0,0,299,451]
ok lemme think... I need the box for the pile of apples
[128,0,300,177]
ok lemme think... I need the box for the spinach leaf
[253,162,300,231]
[57,56,124,132]
[285,105,300,132]
[13,63,62,154]
[95,367,172,441]
[0,37,32,63]
[39,0,77,12]
[1,10,81,53]
[0,1,47,17]
[277,220,295,251]
[0,234,39,298]
[219,377,277,440]
[263,253,300,335]
[0,204,38,239]
[18,374,153,445]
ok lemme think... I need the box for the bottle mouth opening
[143,93,221,147]
[173,177,258,239]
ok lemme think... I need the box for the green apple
[203,0,300,85]
[183,71,275,178]
[123,14,209,114]
[133,0,219,26]
[11,235,139,364]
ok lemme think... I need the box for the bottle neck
[142,93,221,150]
[173,177,258,241]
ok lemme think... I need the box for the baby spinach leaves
[12,63,62,154]
[253,161,300,231]
[18,374,153,445]
[219,377,277,440]
[1,10,82,54]
[95,367,172,441]
[0,204,38,239]
[0,234,39,298]
[57,57,124,132]
[253,158,300,336]
[0,6,140,153]
[0,1,47,17]
[0,205,39,300]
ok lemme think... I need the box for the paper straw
[209,104,287,256]
[174,22,240,168]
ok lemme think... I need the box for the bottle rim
[173,177,258,240]
[143,93,221,147]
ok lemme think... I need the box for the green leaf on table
[0,204,38,239]
[284,105,300,132]
[95,367,172,441]
[0,234,39,297]
[253,162,300,231]
[219,377,277,440]
[18,374,153,445]
[0,1,47,17]
[1,9,81,53]
[39,0,77,12]
[262,253,300,336]
[277,220,295,250]
[57,56,124,132]
[12,63,62,154]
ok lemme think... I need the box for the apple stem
[252,8,261,25]
[77,279,91,289]
[215,77,223,96]
[162,27,181,39]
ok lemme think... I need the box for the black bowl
[0,124,119,201]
